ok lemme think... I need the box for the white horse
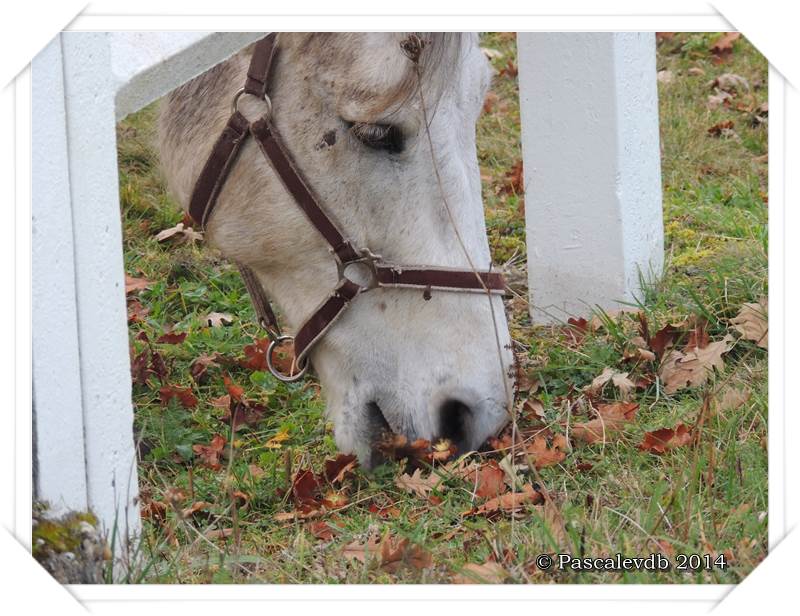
[158,33,514,466]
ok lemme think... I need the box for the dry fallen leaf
[379,535,433,572]
[159,384,198,409]
[709,32,741,64]
[711,72,750,94]
[712,386,751,416]
[659,335,734,394]
[367,501,401,519]
[156,331,187,344]
[140,499,167,525]
[707,120,736,138]
[657,70,674,84]
[127,298,150,324]
[343,533,432,572]
[465,460,506,500]
[222,373,245,401]
[222,399,266,430]
[453,561,508,584]
[586,367,636,400]
[209,394,231,409]
[272,507,322,522]
[192,434,226,470]
[130,348,152,386]
[623,336,657,362]
[322,490,348,509]
[155,222,203,244]
[730,298,768,349]
[500,159,523,195]
[639,423,693,454]
[375,434,432,465]
[291,469,322,506]
[204,528,233,541]
[650,324,679,359]
[324,454,358,483]
[395,468,442,498]
[342,534,381,563]
[472,483,542,516]
[570,402,639,444]
[265,428,290,449]
[247,463,265,480]
[180,500,210,520]
[482,90,499,114]
[526,434,568,469]
[240,338,269,371]
[520,397,546,421]
[125,274,153,295]
[707,90,733,110]
[308,520,338,541]
[189,353,221,384]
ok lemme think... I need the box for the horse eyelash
[347,121,405,154]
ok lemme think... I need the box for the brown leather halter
[189,33,506,382]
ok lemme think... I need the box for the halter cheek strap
[189,33,506,382]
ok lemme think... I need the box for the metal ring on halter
[335,247,382,292]
[266,335,308,382]
[231,88,273,120]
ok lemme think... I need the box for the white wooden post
[518,32,664,323]
[31,32,262,560]
[32,37,89,518]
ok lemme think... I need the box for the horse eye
[347,121,405,154]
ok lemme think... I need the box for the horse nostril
[439,398,472,451]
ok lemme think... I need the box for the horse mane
[391,32,467,117]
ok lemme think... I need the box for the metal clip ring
[231,88,273,121]
[336,247,382,292]
[266,335,308,382]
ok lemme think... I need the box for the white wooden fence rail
[31,32,663,555]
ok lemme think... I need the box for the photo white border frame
[4,2,794,613]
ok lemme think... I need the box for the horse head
[158,33,514,466]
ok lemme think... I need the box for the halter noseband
[189,33,506,382]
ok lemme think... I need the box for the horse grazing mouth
[364,399,474,468]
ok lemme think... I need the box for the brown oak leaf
[472,483,542,516]
[570,402,639,444]
[465,460,506,500]
[395,468,442,498]
[192,434,226,470]
[730,298,767,349]
[639,423,693,454]
[159,384,198,409]
[659,335,734,394]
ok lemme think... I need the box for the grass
[116,33,768,584]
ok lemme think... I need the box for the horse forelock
[296,32,468,119]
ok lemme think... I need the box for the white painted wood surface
[518,32,664,323]
[32,37,89,518]
[31,31,263,558]
[111,32,263,120]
